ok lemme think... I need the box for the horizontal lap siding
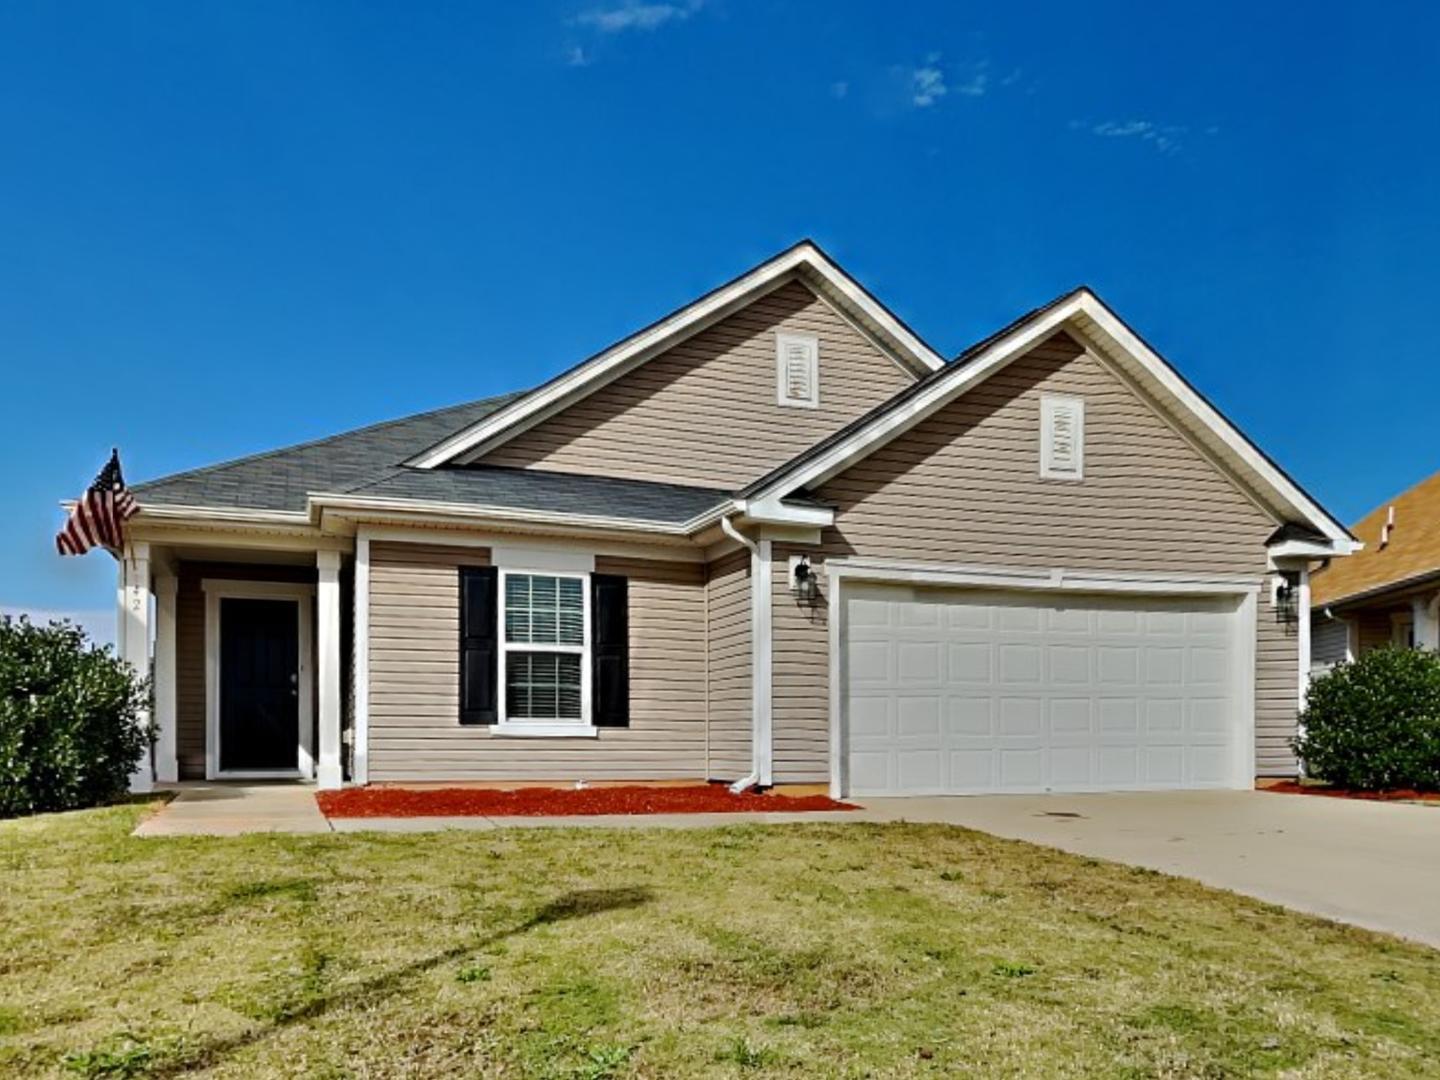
[480,280,915,489]
[367,542,707,781]
[768,332,1298,781]
[771,546,830,783]
[705,551,751,779]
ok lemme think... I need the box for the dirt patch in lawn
[317,784,856,818]
[1264,780,1440,804]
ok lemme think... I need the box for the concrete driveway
[861,790,1440,948]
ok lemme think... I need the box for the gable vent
[775,332,819,409]
[1040,394,1085,480]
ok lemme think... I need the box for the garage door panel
[844,585,1242,796]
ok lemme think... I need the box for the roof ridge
[132,390,527,493]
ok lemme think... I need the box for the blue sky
[4,1,1438,642]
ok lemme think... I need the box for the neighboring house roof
[1311,471,1440,607]
[737,286,1356,551]
[405,239,949,469]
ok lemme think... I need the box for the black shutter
[591,574,629,727]
[459,566,498,725]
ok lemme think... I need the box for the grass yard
[3,804,1440,1078]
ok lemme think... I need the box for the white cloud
[953,67,988,98]
[1,606,115,648]
[1084,119,1187,154]
[910,61,947,107]
[574,0,703,34]
[566,44,592,67]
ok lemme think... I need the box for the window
[458,564,629,735]
[499,571,590,731]
[775,332,819,408]
[1040,394,1085,480]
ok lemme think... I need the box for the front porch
[118,539,352,791]
[1313,581,1440,674]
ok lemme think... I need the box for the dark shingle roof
[342,466,729,525]
[130,391,731,525]
[132,393,526,512]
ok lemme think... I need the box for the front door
[219,597,300,773]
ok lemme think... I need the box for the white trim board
[406,241,947,469]
[745,288,1355,552]
[201,579,316,781]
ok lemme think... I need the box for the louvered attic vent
[1040,394,1085,480]
[775,332,819,409]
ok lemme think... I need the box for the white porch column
[117,542,153,794]
[316,550,344,789]
[152,571,179,783]
[1412,591,1440,650]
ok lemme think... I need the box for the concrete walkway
[860,790,1440,948]
[135,783,332,836]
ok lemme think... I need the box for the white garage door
[843,585,1244,796]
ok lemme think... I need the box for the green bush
[0,617,150,817]
[1295,647,1440,791]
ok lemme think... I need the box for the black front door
[219,598,299,772]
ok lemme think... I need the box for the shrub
[0,617,150,817]
[1294,647,1440,791]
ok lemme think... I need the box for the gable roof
[738,286,1357,551]
[1311,471,1440,607]
[405,240,948,469]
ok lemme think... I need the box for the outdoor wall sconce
[791,555,821,606]
[1273,570,1300,625]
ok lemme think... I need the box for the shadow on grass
[144,886,653,1077]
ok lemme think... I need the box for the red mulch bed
[1264,781,1440,804]
[317,784,856,819]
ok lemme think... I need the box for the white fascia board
[750,290,1352,547]
[1267,538,1361,566]
[734,496,835,528]
[307,492,730,538]
[133,502,313,526]
[408,243,945,469]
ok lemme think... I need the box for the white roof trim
[405,242,946,469]
[746,289,1355,549]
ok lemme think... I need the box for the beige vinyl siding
[771,546,829,783]
[1255,605,1300,772]
[768,331,1300,781]
[174,562,318,780]
[366,541,708,781]
[480,280,916,489]
[704,551,752,780]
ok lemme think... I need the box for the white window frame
[775,331,820,409]
[495,568,595,737]
[201,579,316,781]
[1039,393,1085,480]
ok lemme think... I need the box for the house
[1310,471,1440,672]
[99,241,1357,799]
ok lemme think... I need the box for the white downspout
[721,515,772,793]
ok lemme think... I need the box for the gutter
[720,515,772,794]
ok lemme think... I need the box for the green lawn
[3,803,1440,1078]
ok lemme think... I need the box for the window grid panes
[505,652,582,720]
[505,574,584,645]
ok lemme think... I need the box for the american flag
[56,449,139,556]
